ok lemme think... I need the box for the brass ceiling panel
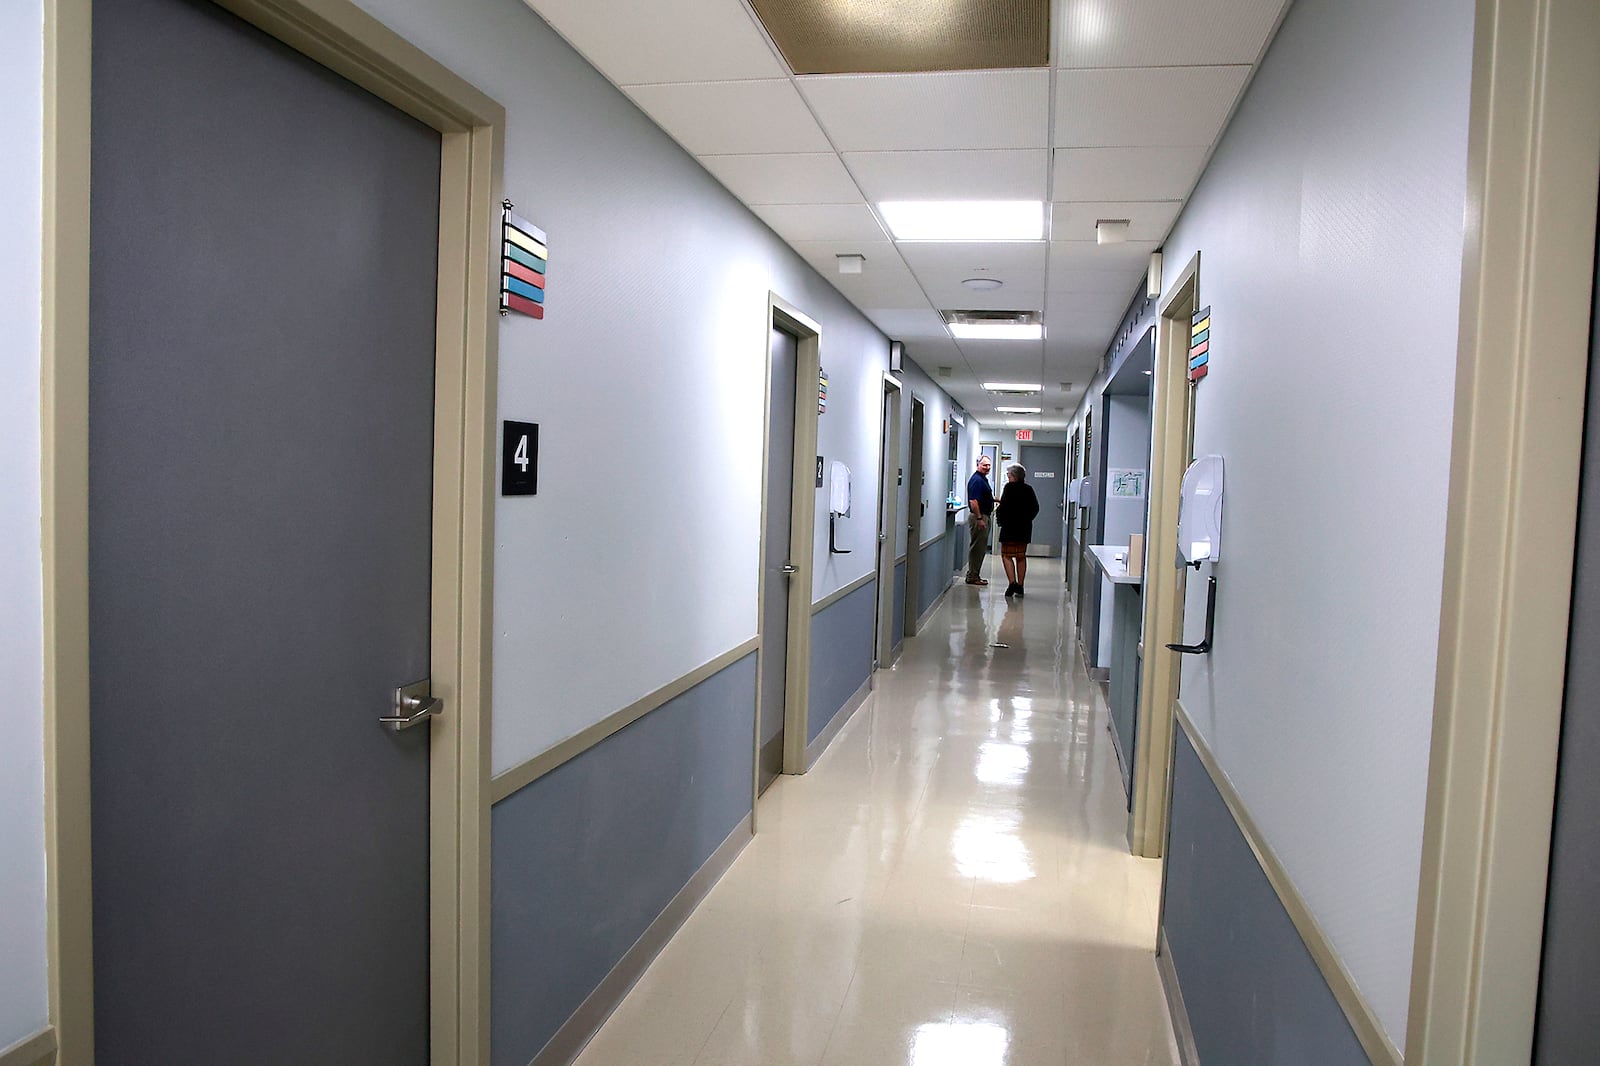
[749,0,1049,75]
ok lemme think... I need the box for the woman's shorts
[1000,541,1027,559]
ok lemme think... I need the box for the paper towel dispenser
[1176,455,1224,568]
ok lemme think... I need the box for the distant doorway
[874,376,904,667]
[903,399,926,637]
[757,324,799,794]
[1018,443,1067,556]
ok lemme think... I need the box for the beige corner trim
[491,637,761,805]
[0,1028,56,1066]
[918,531,947,551]
[1174,705,1401,1065]
[1130,251,1199,861]
[1406,1,1600,1063]
[812,572,875,615]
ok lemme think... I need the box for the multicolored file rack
[1189,305,1211,382]
[501,201,546,319]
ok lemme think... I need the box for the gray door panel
[1533,184,1600,1064]
[90,1,440,1060]
[1020,444,1068,554]
[759,328,798,792]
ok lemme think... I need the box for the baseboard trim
[1086,665,1109,684]
[528,812,754,1066]
[1173,703,1401,1066]
[806,675,872,769]
[917,577,954,630]
[492,638,760,804]
[1157,931,1200,1066]
[0,1027,56,1066]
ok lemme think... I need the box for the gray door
[759,327,798,792]
[1533,186,1600,1064]
[904,400,925,636]
[1020,444,1068,555]
[89,1,439,1061]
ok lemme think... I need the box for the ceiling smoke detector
[962,277,1003,292]
[941,309,1042,341]
[836,253,864,274]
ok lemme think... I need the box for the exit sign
[1015,429,1033,441]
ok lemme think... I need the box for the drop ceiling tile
[787,240,931,306]
[866,309,948,339]
[1051,146,1208,201]
[896,241,1048,287]
[1049,266,1147,296]
[1054,66,1251,147]
[843,150,1049,202]
[625,81,831,155]
[1057,0,1289,68]
[753,204,888,242]
[1050,201,1181,243]
[798,70,1050,152]
[524,0,786,85]
[926,286,1047,313]
[698,153,864,205]
[1048,239,1160,275]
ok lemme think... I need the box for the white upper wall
[352,0,969,774]
[1161,0,1472,1044]
[0,0,51,1048]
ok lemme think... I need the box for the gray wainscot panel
[892,559,907,652]
[1162,725,1370,1066]
[808,580,877,743]
[918,535,951,617]
[490,652,757,1066]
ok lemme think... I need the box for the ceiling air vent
[937,366,953,378]
[941,309,1043,341]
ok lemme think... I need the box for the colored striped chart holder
[501,200,546,319]
[1189,305,1211,381]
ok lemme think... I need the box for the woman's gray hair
[1006,464,1026,481]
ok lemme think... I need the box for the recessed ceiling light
[982,382,1042,393]
[962,277,1004,291]
[878,201,1044,242]
[995,406,1041,414]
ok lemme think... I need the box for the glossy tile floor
[574,559,1177,1066]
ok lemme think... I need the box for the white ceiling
[524,0,1291,428]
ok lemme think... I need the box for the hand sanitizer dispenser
[1176,455,1224,567]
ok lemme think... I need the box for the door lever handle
[381,681,443,732]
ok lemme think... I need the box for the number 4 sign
[501,420,538,496]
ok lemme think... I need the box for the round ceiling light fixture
[961,277,1004,292]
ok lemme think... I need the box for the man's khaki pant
[966,515,990,581]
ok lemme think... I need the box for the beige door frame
[751,294,822,789]
[40,1,504,1062]
[874,373,904,667]
[1128,252,1199,860]
[1405,0,1600,1061]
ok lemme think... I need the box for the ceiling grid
[523,0,1293,427]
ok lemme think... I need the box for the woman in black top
[994,464,1040,597]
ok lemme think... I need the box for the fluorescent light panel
[995,406,1040,414]
[950,322,1042,340]
[982,382,1042,392]
[878,200,1044,242]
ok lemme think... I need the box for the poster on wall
[1109,468,1146,499]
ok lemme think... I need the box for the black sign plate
[502,421,538,496]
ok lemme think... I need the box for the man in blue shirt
[965,455,995,585]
